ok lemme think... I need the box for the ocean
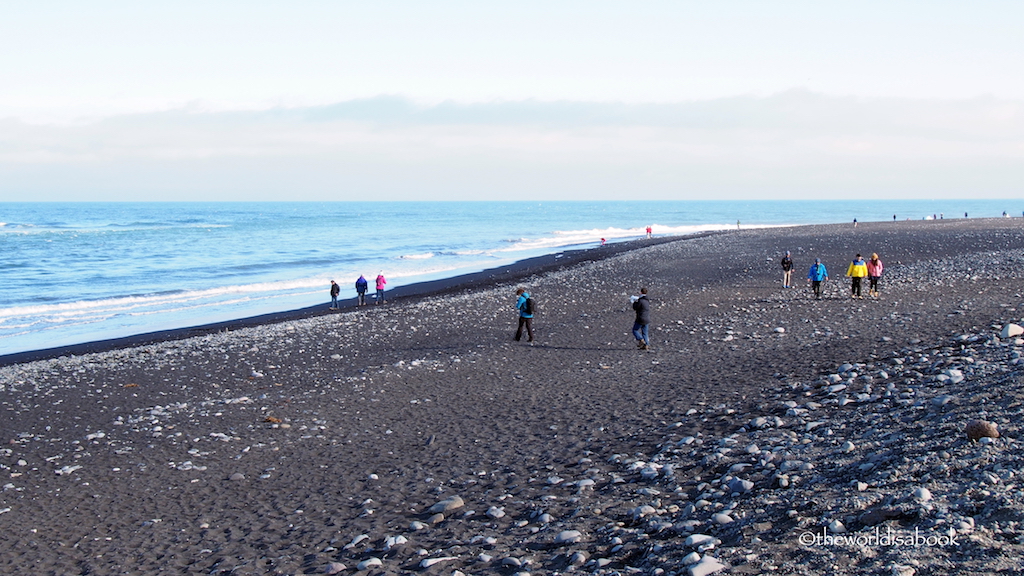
[0,200,1019,357]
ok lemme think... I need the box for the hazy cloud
[2,92,1022,201]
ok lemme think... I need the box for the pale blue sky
[1,1,1022,200]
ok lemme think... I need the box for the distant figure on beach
[631,287,650,350]
[846,254,868,299]
[940,213,944,219]
[853,218,858,228]
[601,238,606,246]
[807,259,828,300]
[1003,211,1009,218]
[780,251,794,288]
[867,253,884,298]
[375,272,387,304]
[355,275,368,306]
[514,288,535,343]
[893,214,897,222]
[329,280,340,310]
[646,225,652,238]
[965,212,968,218]
[737,219,741,230]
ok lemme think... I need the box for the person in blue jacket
[807,259,829,300]
[355,275,368,306]
[514,288,534,342]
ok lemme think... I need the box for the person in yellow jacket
[846,254,868,299]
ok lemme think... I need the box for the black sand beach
[2,218,1023,575]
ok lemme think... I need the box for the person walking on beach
[646,225,652,238]
[514,288,535,343]
[355,275,368,306]
[807,259,828,300]
[780,251,794,288]
[867,253,884,298]
[846,254,868,299]
[329,280,340,309]
[632,287,651,350]
[375,272,387,305]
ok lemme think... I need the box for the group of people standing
[329,273,388,309]
[781,252,884,300]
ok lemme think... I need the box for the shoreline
[0,233,696,367]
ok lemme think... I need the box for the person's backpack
[523,297,535,315]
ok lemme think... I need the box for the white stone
[684,534,717,547]
[356,558,382,570]
[840,441,856,453]
[1000,323,1023,338]
[913,487,933,501]
[631,505,657,519]
[428,495,465,513]
[419,557,457,568]
[711,513,734,525]
[555,530,583,544]
[383,535,407,550]
[682,552,702,565]
[688,556,727,576]
[774,327,785,333]
[344,534,369,549]
[828,520,847,534]
[486,506,506,519]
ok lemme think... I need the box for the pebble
[419,557,457,568]
[554,529,583,544]
[711,513,734,525]
[684,534,716,547]
[1000,323,1023,338]
[323,562,346,574]
[355,558,382,570]
[966,420,999,441]
[688,556,727,576]
[428,495,465,513]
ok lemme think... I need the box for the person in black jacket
[329,280,340,310]
[780,251,794,288]
[632,287,650,350]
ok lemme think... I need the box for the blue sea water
[0,200,1019,356]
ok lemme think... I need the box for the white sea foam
[399,252,435,260]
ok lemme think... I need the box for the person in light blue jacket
[807,259,829,300]
[514,288,534,342]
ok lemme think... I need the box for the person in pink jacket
[867,253,884,298]
[375,272,387,305]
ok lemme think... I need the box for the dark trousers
[812,280,823,298]
[851,277,862,297]
[515,317,534,341]
[357,291,366,305]
[869,277,880,293]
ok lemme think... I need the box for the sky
[1,1,1023,201]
